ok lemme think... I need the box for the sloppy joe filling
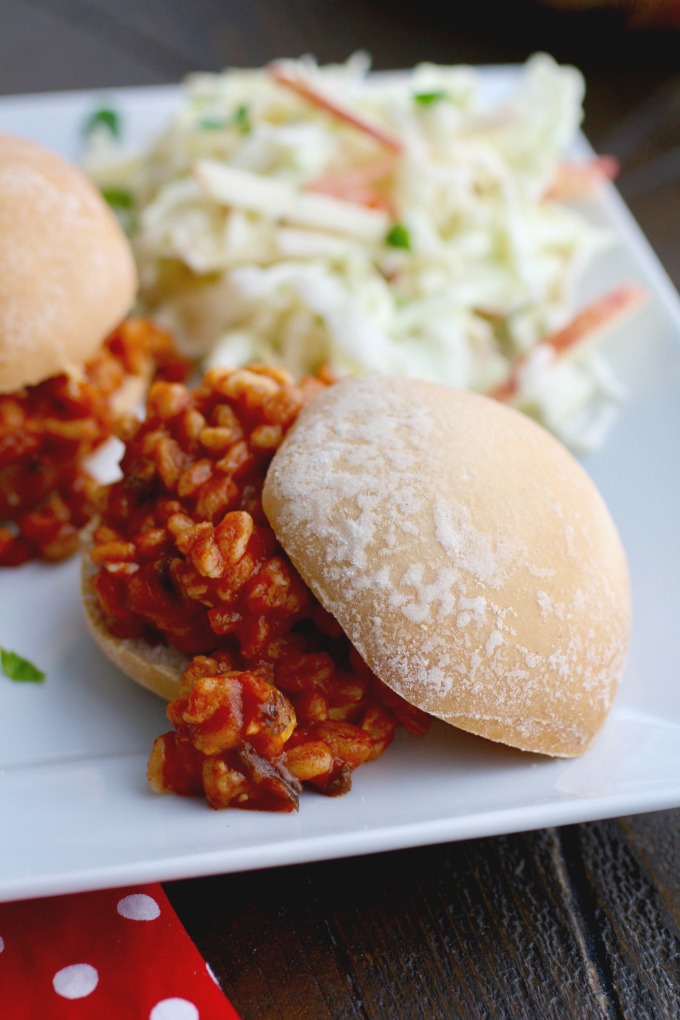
[90,364,430,812]
[0,318,189,567]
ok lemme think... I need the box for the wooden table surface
[2,3,679,1017]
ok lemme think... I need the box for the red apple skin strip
[266,66,640,409]
[268,64,405,154]
[304,155,399,214]
[544,156,620,201]
[489,283,648,403]
[305,155,399,195]
[306,183,396,215]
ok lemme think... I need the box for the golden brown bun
[262,376,632,757]
[81,531,187,702]
[0,132,138,393]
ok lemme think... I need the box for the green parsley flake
[386,223,412,250]
[200,105,251,133]
[83,107,121,140]
[1,647,45,683]
[233,105,251,131]
[414,90,447,106]
[199,117,226,130]
[101,187,134,211]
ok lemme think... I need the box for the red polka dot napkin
[0,883,240,1019]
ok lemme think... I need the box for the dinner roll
[0,132,137,393]
[262,376,631,757]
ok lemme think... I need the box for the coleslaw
[85,52,645,451]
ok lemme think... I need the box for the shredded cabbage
[86,52,636,451]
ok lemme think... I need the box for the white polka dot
[117,892,161,921]
[149,999,199,1020]
[0,936,4,953]
[53,963,99,1000]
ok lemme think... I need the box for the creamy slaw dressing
[86,52,634,451]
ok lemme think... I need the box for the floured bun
[0,132,137,393]
[80,530,188,702]
[262,376,631,757]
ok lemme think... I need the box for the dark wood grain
[2,4,679,1018]
[569,819,680,1018]
[164,816,680,1020]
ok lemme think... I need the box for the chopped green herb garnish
[83,107,121,139]
[233,104,251,131]
[200,117,226,130]
[1,648,45,683]
[414,90,447,106]
[386,223,412,250]
[101,188,134,211]
[199,104,251,133]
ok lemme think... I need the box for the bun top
[262,376,631,757]
[0,132,138,393]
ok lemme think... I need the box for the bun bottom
[80,533,187,701]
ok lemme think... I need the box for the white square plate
[1,71,680,903]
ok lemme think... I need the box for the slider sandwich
[0,132,185,565]
[82,368,632,811]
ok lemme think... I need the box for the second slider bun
[0,131,137,392]
[262,375,631,757]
